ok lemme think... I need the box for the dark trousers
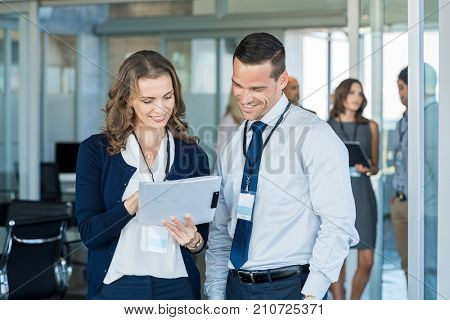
[226,270,328,300]
[92,275,196,300]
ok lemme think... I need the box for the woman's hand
[355,164,372,176]
[124,191,139,216]
[163,215,202,251]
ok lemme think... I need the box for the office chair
[40,162,62,202]
[0,202,9,226]
[0,200,72,299]
[0,188,17,226]
[41,162,79,226]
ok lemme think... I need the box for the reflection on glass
[423,0,439,299]
[423,61,438,300]
[359,0,410,300]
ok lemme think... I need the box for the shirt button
[104,269,107,273]
[124,183,127,186]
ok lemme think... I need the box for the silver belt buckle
[237,270,245,284]
[250,272,255,284]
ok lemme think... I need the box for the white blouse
[104,131,188,284]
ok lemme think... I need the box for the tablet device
[344,141,371,168]
[137,176,222,226]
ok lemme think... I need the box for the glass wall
[359,0,441,300]
[423,0,439,300]
[42,35,77,162]
[359,0,414,300]
[0,16,20,201]
[167,38,217,164]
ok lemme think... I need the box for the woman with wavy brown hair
[328,78,379,300]
[75,50,210,300]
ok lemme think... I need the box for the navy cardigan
[75,134,210,299]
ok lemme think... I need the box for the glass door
[0,14,19,201]
[0,1,41,200]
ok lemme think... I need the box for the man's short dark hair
[233,32,286,80]
[398,67,408,85]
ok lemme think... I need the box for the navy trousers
[226,271,327,300]
[92,276,196,300]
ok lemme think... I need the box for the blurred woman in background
[328,78,379,300]
[216,91,244,152]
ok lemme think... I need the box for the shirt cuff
[301,270,331,299]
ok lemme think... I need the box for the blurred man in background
[283,76,316,114]
[284,76,300,105]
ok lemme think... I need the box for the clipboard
[344,141,371,168]
[137,176,222,226]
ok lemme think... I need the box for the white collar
[122,130,174,173]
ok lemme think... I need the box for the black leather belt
[230,265,310,284]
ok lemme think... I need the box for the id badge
[140,225,169,253]
[236,192,255,221]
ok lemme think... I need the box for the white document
[137,176,222,226]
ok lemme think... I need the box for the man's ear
[278,70,289,90]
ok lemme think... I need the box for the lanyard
[338,117,359,142]
[242,102,291,179]
[132,128,170,182]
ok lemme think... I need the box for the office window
[302,32,328,119]
[109,0,215,18]
[109,36,160,79]
[227,0,346,16]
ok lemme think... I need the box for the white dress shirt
[205,94,359,299]
[104,131,188,284]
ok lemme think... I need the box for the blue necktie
[230,121,267,270]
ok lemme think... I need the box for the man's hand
[355,164,372,176]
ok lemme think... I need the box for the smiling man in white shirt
[205,32,359,300]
